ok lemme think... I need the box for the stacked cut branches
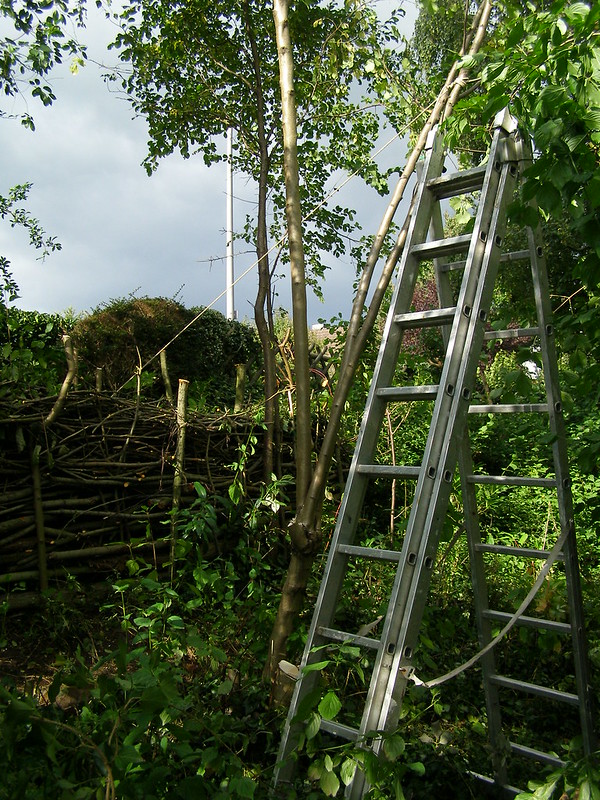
[0,390,266,604]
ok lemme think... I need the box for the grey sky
[0,1,417,325]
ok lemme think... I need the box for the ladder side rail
[369,153,519,737]
[304,128,448,638]
[273,126,449,789]
[429,187,509,784]
[457,433,508,783]
[363,124,513,736]
[344,125,516,800]
[526,222,597,754]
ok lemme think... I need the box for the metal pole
[226,127,235,320]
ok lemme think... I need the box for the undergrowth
[0,468,598,799]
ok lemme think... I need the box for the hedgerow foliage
[0,305,74,397]
[72,297,261,398]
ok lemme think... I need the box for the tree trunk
[273,0,312,509]
[265,0,494,685]
[245,0,279,481]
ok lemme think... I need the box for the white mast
[226,127,235,320]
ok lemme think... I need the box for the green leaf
[308,761,323,781]
[584,107,600,131]
[506,20,524,48]
[340,757,356,786]
[301,659,331,674]
[320,768,340,797]
[383,734,406,761]
[228,776,256,798]
[394,776,407,800]
[306,711,321,740]
[318,691,342,721]
[580,779,592,800]
[565,2,591,23]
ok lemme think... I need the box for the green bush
[0,305,75,397]
[72,297,261,404]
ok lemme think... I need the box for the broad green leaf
[580,779,591,800]
[306,711,321,740]
[586,176,600,209]
[340,757,356,786]
[383,734,406,761]
[308,761,323,781]
[301,659,331,674]
[565,2,591,23]
[320,768,340,797]
[506,20,524,48]
[394,776,407,800]
[584,108,600,131]
[318,691,342,721]
[228,776,256,798]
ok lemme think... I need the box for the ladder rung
[483,327,540,340]
[468,403,549,414]
[394,307,457,328]
[410,233,472,260]
[377,385,438,402]
[489,674,580,706]
[474,543,565,560]
[337,543,403,562]
[427,165,487,198]
[317,625,381,650]
[467,474,556,488]
[468,772,522,797]
[501,249,530,263]
[439,259,466,272]
[508,742,565,768]
[320,719,361,741]
[482,609,571,634]
[356,464,421,479]
[439,249,531,274]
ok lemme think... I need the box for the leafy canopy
[445,0,600,286]
[0,0,86,129]
[110,0,407,291]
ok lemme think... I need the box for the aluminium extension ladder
[273,110,596,798]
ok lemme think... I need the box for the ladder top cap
[494,108,518,134]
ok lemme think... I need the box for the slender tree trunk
[273,0,312,509]
[266,0,494,685]
[244,0,279,480]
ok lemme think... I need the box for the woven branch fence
[0,388,271,608]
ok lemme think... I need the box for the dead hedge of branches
[0,390,269,608]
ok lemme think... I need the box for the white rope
[403,527,570,688]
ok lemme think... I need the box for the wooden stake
[31,444,48,592]
[160,350,174,404]
[170,379,189,582]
